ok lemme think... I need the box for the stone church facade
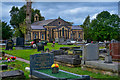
[30,15,84,41]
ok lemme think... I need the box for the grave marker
[16,37,24,47]
[30,53,54,75]
[83,43,99,61]
[5,39,14,50]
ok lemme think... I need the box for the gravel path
[5,54,30,64]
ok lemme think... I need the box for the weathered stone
[0,64,8,70]
[82,43,99,61]
[16,37,24,47]
[60,47,70,51]
[5,39,14,50]
[30,53,54,71]
[1,70,25,79]
[37,43,44,52]
[55,55,81,65]
[51,50,68,56]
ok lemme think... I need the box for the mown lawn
[3,43,77,60]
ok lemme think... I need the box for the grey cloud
[1,2,118,25]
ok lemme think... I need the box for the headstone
[16,37,24,47]
[30,53,54,75]
[37,43,44,52]
[83,43,99,61]
[110,41,120,60]
[104,49,112,63]
[60,47,70,51]
[51,50,68,56]
[45,48,50,53]
[34,39,40,44]
[0,64,8,70]
[55,38,59,43]
[5,39,14,50]
[54,55,81,65]
[1,70,25,79]
[58,38,64,43]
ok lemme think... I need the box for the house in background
[30,14,84,41]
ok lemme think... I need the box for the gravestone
[0,51,5,57]
[58,38,64,43]
[55,38,59,43]
[1,70,25,79]
[51,50,68,56]
[82,43,99,61]
[5,39,14,50]
[37,43,44,52]
[54,55,81,65]
[30,53,54,75]
[45,48,50,53]
[110,41,120,60]
[16,37,24,47]
[0,64,8,70]
[104,49,112,63]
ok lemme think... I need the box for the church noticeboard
[30,53,54,71]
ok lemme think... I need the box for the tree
[82,15,91,40]
[89,11,120,41]
[10,5,45,37]
[1,21,13,40]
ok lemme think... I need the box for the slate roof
[31,25,45,29]
[72,25,83,30]
[32,19,56,26]
[31,19,83,30]
[31,19,56,30]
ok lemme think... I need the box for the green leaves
[84,11,120,41]
[1,21,13,40]
[9,5,45,37]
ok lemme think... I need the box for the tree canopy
[10,5,45,38]
[82,11,120,41]
[0,20,13,40]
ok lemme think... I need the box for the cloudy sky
[1,1,119,25]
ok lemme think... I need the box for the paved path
[5,54,30,64]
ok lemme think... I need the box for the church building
[30,14,84,41]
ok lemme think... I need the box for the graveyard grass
[2,43,120,79]
[3,60,30,79]
[3,43,77,60]
[3,60,120,79]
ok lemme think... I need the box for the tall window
[79,33,80,38]
[62,28,64,37]
[42,34,44,39]
[60,30,61,37]
[35,34,36,39]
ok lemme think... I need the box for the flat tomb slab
[32,69,90,80]
[84,60,119,72]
